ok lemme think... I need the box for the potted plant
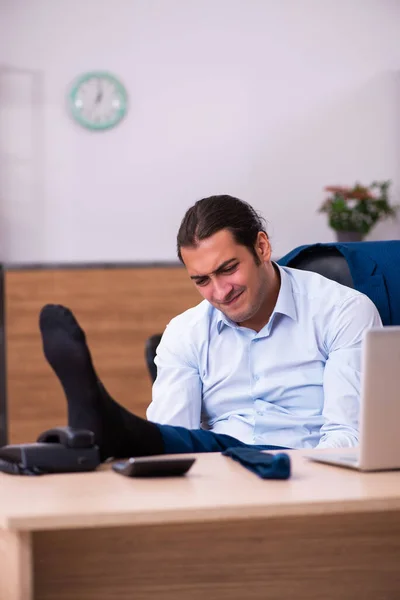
[319,180,398,242]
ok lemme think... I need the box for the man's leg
[39,305,287,461]
[159,425,287,454]
[39,304,166,461]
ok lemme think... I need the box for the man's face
[180,229,274,326]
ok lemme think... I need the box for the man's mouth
[220,290,244,307]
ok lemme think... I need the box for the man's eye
[222,264,238,274]
[195,278,208,287]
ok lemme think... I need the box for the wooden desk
[0,450,399,600]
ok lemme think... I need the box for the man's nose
[212,279,232,302]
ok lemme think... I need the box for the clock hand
[95,80,103,104]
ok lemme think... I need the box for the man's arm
[317,294,382,449]
[146,323,202,428]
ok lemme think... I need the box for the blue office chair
[280,245,354,288]
[279,240,400,327]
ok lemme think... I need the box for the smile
[221,290,244,306]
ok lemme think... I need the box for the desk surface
[0,449,399,532]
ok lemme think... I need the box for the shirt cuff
[316,432,359,449]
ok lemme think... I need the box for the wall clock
[68,71,128,130]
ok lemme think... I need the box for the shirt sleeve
[146,320,202,429]
[317,294,382,449]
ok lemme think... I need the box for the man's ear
[255,232,271,262]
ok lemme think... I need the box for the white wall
[1,0,400,263]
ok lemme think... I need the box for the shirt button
[256,410,263,416]
[253,374,259,381]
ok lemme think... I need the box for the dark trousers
[159,424,289,454]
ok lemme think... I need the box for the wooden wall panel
[5,267,200,444]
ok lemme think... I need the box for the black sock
[39,304,164,461]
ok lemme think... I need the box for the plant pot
[335,230,364,242]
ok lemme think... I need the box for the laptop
[307,326,400,471]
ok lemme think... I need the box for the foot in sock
[39,304,164,461]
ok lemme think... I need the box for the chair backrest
[285,246,354,288]
[280,240,400,326]
[145,333,162,383]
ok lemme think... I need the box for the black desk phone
[0,427,100,475]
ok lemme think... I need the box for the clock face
[68,71,128,130]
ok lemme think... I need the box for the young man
[40,195,381,461]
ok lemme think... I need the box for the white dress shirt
[147,265,382,449]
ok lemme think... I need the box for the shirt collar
[272,264,297,322]
[216,262,297,333]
